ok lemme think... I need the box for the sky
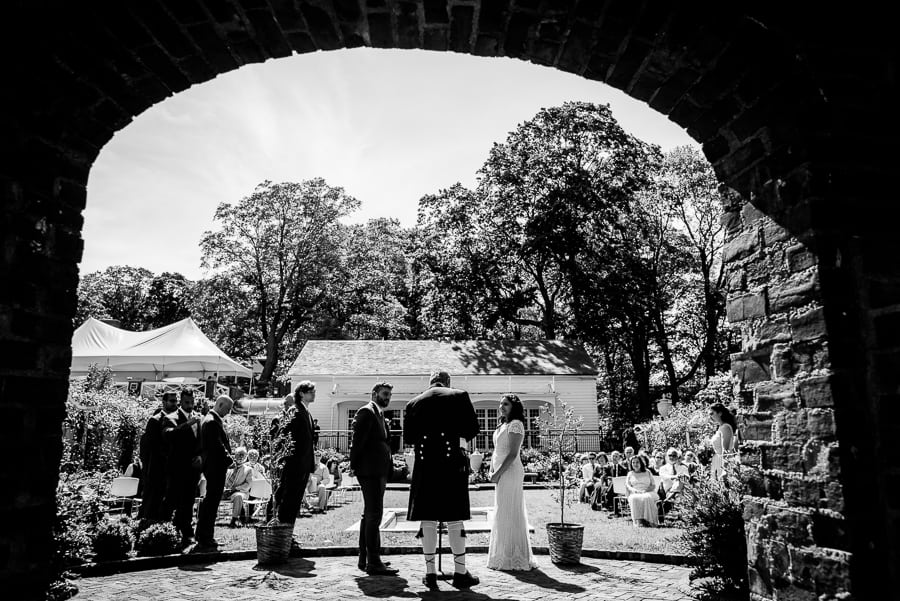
[83,48,699,280]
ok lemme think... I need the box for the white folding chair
[611,476,629,516]
[337,474,361,503]
[244,478,273,519]
[103,477,140,516]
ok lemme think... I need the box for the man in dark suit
[350,382,398,576]
[405,370,480,589]
[138,391,178,521]
[195,395,234,548]
[162,389,202,546]
[273,380,316,525]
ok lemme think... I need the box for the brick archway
[1,3,894,599]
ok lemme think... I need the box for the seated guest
[658,448,689,509]
[626,455,659,527]
[683,450,700,476]
[326,458,342,489]
[590,452,614,511]
[246,449,267,479]
[305,456,330,512]
[578,455,594,502]
[224,447,254,527]
[609,450,628,477]
[648,450,665,476]
[619,447,634,476]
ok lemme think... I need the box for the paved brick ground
[75,553,692,600]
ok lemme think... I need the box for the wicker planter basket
[546,523,584,564]
[255,523,293,565]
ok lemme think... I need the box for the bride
[487,394,536,571]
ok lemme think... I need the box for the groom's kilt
[407,438,471,522]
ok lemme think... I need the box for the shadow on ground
[507,568,586,594]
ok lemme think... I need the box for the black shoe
[366,564,399,576]
[422,573,438,588]
[358,560,391,571]
[452,571,479,588]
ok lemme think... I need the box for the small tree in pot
[538,397,585,564]
[254,405,295,565]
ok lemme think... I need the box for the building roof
[287,340,597,377]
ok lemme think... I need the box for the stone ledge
[71,545,691,577]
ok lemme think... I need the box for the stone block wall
[722,198,851,600]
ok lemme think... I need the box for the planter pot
[546,522,584,564]
[255,523,293,565]
[404,452,416,476]
[657,398,673,418]
[469,451,483,473]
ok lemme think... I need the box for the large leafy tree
[199,179,359,387]
[186,274,260,363]
[319,218,414,340]
[75,265,154,330]
[145,272,192,328]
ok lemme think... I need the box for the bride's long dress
[487,420,536,570]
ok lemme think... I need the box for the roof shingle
[287,340,597,376]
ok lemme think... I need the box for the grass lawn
[212,489,685,555]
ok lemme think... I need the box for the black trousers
[140,466,166,520]
[275,458,310,524]
[164,466,201,539]
[196,466,226,542]
[357,474,387,567]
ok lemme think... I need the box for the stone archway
[1,3,894,599]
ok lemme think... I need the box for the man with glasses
[658,448,689,512]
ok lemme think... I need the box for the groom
[404,370,480,588]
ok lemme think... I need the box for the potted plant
[538,397,585,564]
[254,406,295,565]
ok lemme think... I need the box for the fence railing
[109,381,230,401]
[315,429,613,455]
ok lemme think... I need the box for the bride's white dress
[487,420,536,570]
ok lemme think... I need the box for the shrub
[63,365,156,473]
[92,517,135,561]
[672,466,749,601]
[135,522,181,557]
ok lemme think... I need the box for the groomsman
[273,381,316,526]
[405,370,480,589]
[163,389,202,546]
[195,395,234,548]
[138,391,178,521]
[350,382,397,575]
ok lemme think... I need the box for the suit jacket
[139,408,167,474]
[200,411,232,473]
[350,401,392,478]
[163,408,201,470]
[283,402,315,472]
[404,385,480,521]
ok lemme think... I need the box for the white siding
[292,373,598,432]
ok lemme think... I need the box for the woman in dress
[708,402,738,480]
[487,394,537,571]
[626,455,659,527]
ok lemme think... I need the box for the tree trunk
[652,306,682,405]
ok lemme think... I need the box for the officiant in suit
[405,370,480,588]
[350,382,397,576]
[195,395,233,547]
[274,381,316,525]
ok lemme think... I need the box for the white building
[287,340,598,451]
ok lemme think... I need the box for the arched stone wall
[0,3,894,599]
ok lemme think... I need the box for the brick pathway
[75,554,693,600]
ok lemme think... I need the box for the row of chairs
[101,472,364,520]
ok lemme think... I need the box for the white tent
[70,317,252,379]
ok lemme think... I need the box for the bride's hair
[498,393,526,425]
